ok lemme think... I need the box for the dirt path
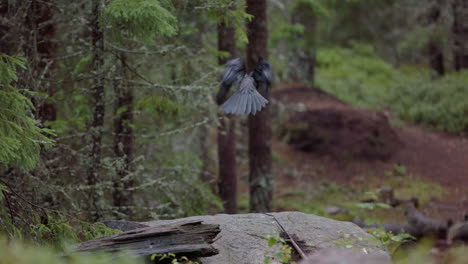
[392,125,468,188]
[270,83,468,218]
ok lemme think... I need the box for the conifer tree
[24,0,57,124]
[217,13,238,214]
[0,55,53,170]
[246,0,272,213]
[103,0,177,217]
[87,0,105,220]
[453,0,468,70]
[291,0,318,84]
[112,54,135,216]
[427,1,445,75]
[198,0,252,213]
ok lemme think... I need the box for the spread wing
[216,58,246,105]
[221,76,268,115]
[253,58,272,87]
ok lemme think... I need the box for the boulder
[138,212,389,264]
[299,248,392,264]
[101,220,149,232]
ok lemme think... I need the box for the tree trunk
[217,20,238,214]
[22,0,57,123]
[0,2,11,53]
[292,3,317,85]
[453,0,468,70]
[112,54,134,217]
[34,0,57,123]
[196,19,215,187]
[246,0,272,213]
[428,43,445,75]
[200,125,213,184]
[427,2,445,75]
[87,0,105,220]
[27,1,58,218]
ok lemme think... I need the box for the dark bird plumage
[216,58,272,115]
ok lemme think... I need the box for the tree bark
[246,0,272,213]
[0,2,11,53]
[429,43,445,75]
[112,54,134,217]
[200,125,213,184]
[75,220,220,258]
[196,19,214,187]
[34,0,57,123]
[453,0,468,70]
[427,2,445,75]
[217,20,238,214]
[22,0,57,123]
[87,0,105,220]
[292,3,317,85]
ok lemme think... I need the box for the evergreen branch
[106,42,186,55]
[0,179,67,215]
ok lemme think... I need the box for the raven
[216,58,272,115]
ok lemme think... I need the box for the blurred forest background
[1,0,468,263]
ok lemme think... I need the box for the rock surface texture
[140,212,389,264]
[299,248,392,264]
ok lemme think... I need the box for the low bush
[316,43,468,134]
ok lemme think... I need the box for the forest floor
[238,82,468,225]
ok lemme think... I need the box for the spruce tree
[86,0,106,220]
[246,0,272,213]
[453,0,468,70]
[0,55,53,170]
[217,11,238,214]
[103,0,177,217]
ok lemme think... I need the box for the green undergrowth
[0,213,201,264]
[0,210,122,249]
[0,238,144,264]
[316,43,468,135]
[264,234,295,264]
[273,165,446,224]
[392,239,468,264]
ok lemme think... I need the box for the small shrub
[316,44,468,134]
[264,234,296,264]
[151,253,200,264]
[368,228,415,254]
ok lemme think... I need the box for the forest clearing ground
[239,82,468,224]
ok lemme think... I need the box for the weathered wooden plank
[75,220,220,258]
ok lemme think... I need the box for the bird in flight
[216,58,272,115]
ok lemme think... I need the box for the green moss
[273,168,447,224]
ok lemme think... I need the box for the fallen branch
[266,213,309,261]
[354,200,450,239]
[405,202,449,238]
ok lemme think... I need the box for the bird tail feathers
[221,89,268,115]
